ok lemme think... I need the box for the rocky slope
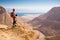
[0,24,45,40]
[29,7,60,40]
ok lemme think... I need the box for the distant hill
[44,7,60,21]
[29,7,60,40]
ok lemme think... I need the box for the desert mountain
[0,6,46,40]
[29,7,60,40]
[43,7,60,21]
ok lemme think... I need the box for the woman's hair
[13,8,15,11]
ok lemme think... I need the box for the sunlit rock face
[0,6,12,26]
[0,6,6,24]
[0,25,45,40]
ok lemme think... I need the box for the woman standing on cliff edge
[10,9,17,28]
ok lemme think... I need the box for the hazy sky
[0,0,60,13]
[0,0,60,19]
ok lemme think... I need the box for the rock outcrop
[0,6,12,27]
[0,25,45,40]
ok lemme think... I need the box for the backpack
[10,12,15,18]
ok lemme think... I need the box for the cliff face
[0,6,12,27]
[0,6,45,40]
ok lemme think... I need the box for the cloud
[6,4,60,13]
[6,6,51,13]
[21,6,50,13]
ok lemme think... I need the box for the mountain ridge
[28,7,60,40]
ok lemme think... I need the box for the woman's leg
[13,17,16,27]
